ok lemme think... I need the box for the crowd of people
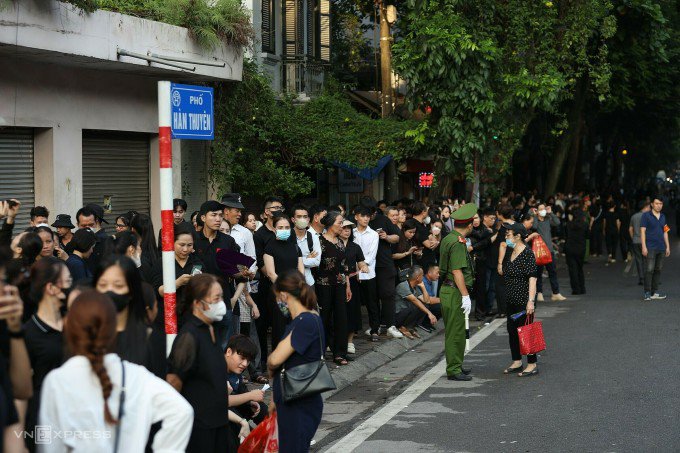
[0,186,670,452]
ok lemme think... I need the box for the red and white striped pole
[158,81,177,356]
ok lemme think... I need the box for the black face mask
[104,291,131,312]
[59,286,72,301]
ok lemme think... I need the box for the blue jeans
[485,267,497,312]
[537,251,560,295]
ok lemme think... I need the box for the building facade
[0,0,243,229]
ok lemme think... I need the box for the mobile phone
[190,264,203,276]
[376,228,384,233]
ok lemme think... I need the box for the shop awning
[333,155,392,181]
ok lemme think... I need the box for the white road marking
[323,318,506,453]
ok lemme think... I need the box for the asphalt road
[324,244,680,452]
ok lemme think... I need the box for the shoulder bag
[280,314,336,403]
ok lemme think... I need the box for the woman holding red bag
[502,223,539,377]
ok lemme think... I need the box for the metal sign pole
[158,81,178,357]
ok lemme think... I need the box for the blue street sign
[170,83,214,140]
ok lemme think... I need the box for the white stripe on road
[323,318,506,453]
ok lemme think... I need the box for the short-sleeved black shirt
[344,241,365,277]
[194,230,240,277]
[151,253,204,302]
[168,314,229,429]
[369,213,401,268]
[264,238,302,276]
[503,246,537,306]
[253,226,276,271]
[317,236,348,286]
[24,316,63,394]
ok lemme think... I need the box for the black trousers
[473,260,487,315]
[605,231,619,259]
[507,305,537,364]
[395,304,425,329]
[360,278,379,334]
[495,273,507,315]
[590,223,603,255]
[566,253,585,294]
[317,284,348,357]
[187,424,232,453]
[375,266,397,328]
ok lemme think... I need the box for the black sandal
[503,366,523,374]
[518,368,539,377]
[334,357,349,366]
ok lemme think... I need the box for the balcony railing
[282,56,327,98]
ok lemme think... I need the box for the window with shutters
[319,0,330,62]
[0,128,35,231]
[261,0,275,53]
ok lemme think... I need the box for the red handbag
[517,314,546,355]
[532,236,553,266]
[239,411,279,453]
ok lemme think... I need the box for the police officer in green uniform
[439,203,477,381]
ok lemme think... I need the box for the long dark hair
[65,290,118,424]
[178,273,220,318]
[103,231,140,259]
[130,213,159,266]
[274,269,318,310]
[93,256,148,366]
[29,256,67,306]
[18,232,43,266]
[397,218,419,253]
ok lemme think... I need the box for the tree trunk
[563,114,584,192]
[544,76,588,196]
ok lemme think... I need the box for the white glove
[461,295,472,316]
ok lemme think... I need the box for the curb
[323,324,445,400]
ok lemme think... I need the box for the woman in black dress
[603,201,620,263]
[316,211,352,366]
[339,219,368,356]
[167,274,232,452]
[502,223,538,377]
[24,257,71,452]
[263,215,304,348]
[392,218,421,272]
[268,270,325,453]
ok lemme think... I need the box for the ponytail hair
[65,290,118,424]
[103,230,140,259]
[274,269,318,311]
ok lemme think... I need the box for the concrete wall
[0,56,185,228]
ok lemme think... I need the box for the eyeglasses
[269,205,284,212]
[115,223,127,229]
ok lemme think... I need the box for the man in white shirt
[291,204,321,287]
[222,193,257,274]
[353,206,380,341]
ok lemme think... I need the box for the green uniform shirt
[439,230,474,287]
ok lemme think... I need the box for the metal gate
[0,128,35,230]
[82,131,150,220]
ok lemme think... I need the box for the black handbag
[280,314,336,403]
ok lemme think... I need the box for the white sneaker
[365,329,372,337]
[536,293,545,302]
[386,326,404,338]
[347,343,356,354]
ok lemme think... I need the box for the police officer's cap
[452,203,478,226]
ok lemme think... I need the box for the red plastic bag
[517,315,546,355]
[532,236,553,266]
[238,411,279,453]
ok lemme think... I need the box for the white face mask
[424,216,431,225]
[431,226,441,235]
[131,253,142,268]
[538,209,547,218]
[202,300,227,322]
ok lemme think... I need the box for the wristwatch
[8,329,25,339]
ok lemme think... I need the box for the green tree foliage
[392,0,678,194]
[60,0,254,48]
[211,62,419,197]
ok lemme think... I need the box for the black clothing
[413,219,436,266]
[86,229,110,274]
[139,251,157,285]
[375,266,397,327]
[565,211,588,256]
[470,226,493,264]
[317,236,348,357]
[507,308,537,364]
[264,238,302,275]
[187,425,231,453]
[168,315,230,430]
[65,254,92,284]
[391,236,417,271]
[503,247,537,307]
[360,278,379,334]
[0,220,14,247]
[344,240,365,274]
[317,236,348,286]
[253,226,276,271]
[24,315,64,452]
[369,213,401,268]
[194,230,240,278]
[151,253,204,307]
[344,241,365,333]
[566,253,586,294]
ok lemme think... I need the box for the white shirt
[39,354,193,453]
[353,226,379,280]
[295,229,321,286]
[230,223,257,272]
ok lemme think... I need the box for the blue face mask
[276,229,291,241]
[505,238,516,249]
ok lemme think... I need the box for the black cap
[85,203,109,224]
[221,193,245,209]
[51,214,75,229]
[199,200,225,216]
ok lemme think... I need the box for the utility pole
[379,0,399,201]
